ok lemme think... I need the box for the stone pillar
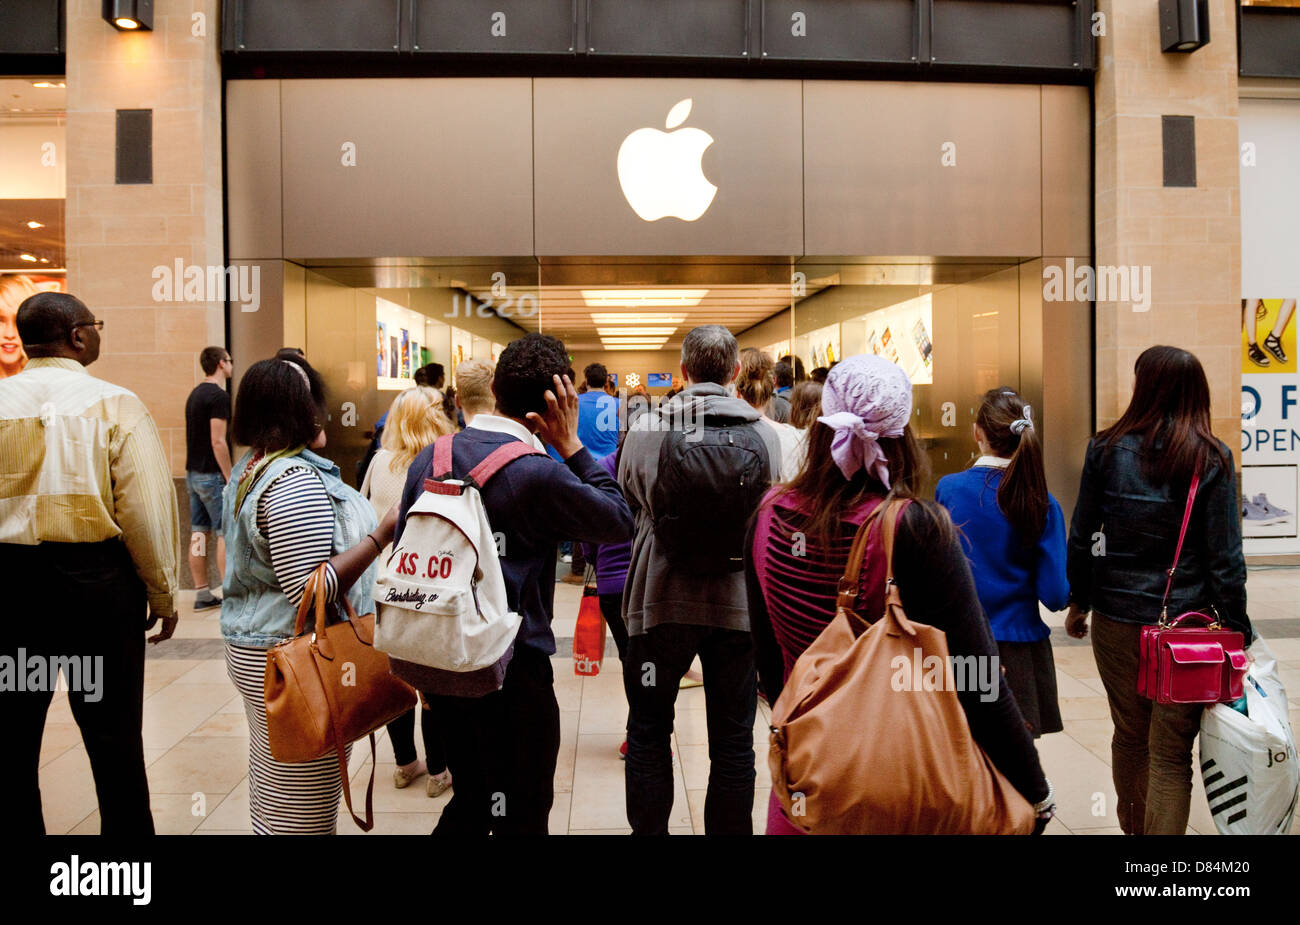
[65,0,224,476]
[1094,0,1241,454]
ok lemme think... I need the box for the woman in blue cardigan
[936,388,1070,738]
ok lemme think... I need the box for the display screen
[648,373,673,388]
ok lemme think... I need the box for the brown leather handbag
[768,499,1036,835]
[265,565,417,831]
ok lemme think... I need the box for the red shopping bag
[573,583,606,677]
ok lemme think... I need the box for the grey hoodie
[617,382,782,637]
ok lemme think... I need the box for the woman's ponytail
[977,389,1049,546]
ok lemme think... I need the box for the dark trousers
[1,540,154,835]
[386,700,447,773]
[598,591,629,663]
[1092,612,1204,835]
[430,645,560,835]
[624,623,757,835]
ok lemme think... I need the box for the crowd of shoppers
[0,284,1252,837]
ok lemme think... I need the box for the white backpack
[374,434,541,696]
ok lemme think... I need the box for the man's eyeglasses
[72,320,105,331]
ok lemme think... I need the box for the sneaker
[561,554,573,564]
[193,591,221,611]
[426,769,452,798]
[1264,333,1288,365]
[1253,492,1292,520]
[393,760,426,789]
[1244,496,1285,525]
[1248,343,1271,367]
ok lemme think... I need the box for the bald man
[0,292,178,835]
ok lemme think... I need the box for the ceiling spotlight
[1158,0,1209,53]
[103,0,153,31]
[26,221,45,229]
[20,254,37,262]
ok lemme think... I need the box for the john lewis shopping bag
[1198,637,1298,835]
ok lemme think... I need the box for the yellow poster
[1242,298,1297,374]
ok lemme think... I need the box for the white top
[360,448,408,558]
[759,416,804,483]
[466,412,548,452]
[974,454,1011,469]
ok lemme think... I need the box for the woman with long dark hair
[747,355,1052,834]
[1065,345,1251,835]
[936,389,1069,738]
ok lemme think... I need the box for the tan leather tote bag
[768,499,1035,835]
[265,565,417,831]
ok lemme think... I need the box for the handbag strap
[293,563,363,660]
[1159,472,1201,622]
[836,496,912,615]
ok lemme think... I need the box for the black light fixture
[103,0,153,32]
[1158,0,1210,53]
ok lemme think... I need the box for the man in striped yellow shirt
[0,291,179,835]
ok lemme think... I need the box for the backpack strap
[432,434,456,479]
[467,439,545,488]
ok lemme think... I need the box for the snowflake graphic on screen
[624,373,641,388]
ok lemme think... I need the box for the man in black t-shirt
[185,347,232,609]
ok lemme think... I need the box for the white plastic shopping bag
[1198,637,1298,835]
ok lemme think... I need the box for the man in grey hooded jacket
[618,325,782,835]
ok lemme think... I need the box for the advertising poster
[376,322,387,377]
[1241,297,1300,550]
[1,274,65,381]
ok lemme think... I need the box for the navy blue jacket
[1066,434,1251,640]
[395,427,634,656]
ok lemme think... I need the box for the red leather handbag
[1136,473,1248,705]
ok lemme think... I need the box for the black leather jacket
[1066,434,1251,641]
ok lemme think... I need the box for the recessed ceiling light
[19,254,37,262]
[25,220,45,229]
[603,344,672,351]
[590,314,687,326]
[583,289,707,308]
[596,327,677,337]
[31,81,66,89]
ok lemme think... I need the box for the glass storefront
[296,256,1033,492]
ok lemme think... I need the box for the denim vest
[220,448,378,648]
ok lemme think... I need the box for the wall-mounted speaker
[1159,0,1210,53]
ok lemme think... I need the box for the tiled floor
[37,569,1300,835]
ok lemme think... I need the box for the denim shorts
[187,471,226,532]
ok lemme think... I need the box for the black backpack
[651,414,772,574]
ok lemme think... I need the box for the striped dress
[225,465,349,835]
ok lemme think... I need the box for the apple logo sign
[617,98,717,222]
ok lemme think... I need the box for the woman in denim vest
[221,356,396,834]
[1065,345,1252,835]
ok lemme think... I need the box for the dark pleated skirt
[997,638,1064,738]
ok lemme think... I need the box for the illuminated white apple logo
[617,99,717,222]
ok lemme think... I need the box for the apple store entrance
[279,255,1073,502]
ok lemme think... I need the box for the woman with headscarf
[745,355,1052,835]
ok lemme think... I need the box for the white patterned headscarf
[816,355,912,487]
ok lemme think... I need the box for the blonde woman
[360,387,456,796]
[0,275,39,379]
[737,347,802,482]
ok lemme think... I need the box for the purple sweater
[580,452,633,596]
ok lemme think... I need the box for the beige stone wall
[1095,0,1242,457]
[65,0,224,476]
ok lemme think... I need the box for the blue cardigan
[935,464,1070,643]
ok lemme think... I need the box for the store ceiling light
[19,254,37,262]
[601,337,670,347]
[26,221,45,229]
[589,314,687,326]
[582,289,707,308]
[603,344,672,351]
[103,0,153,31]
[596,327,678,337]
[31,81,66,89]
